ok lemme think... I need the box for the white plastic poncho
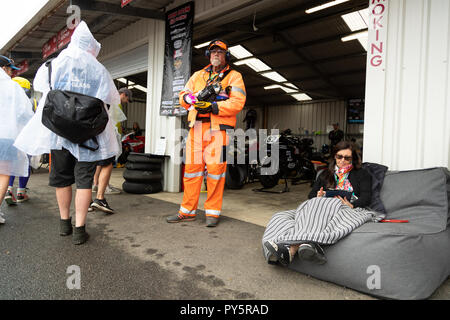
[0,68,34,177]
[14,21,126,162]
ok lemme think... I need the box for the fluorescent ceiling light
[291,93,312,101]
[132,85,147,93]
[194,41,210,49]
[260,71,287,83]
[117,78,135,85]
[341,9,369,51]
[264,83,298,93]
[341,9,368,31]
[341,30,368,42]
[234,57,271,72]
[229,45,253,59]
[306,0,349,14]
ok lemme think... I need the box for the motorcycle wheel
[225,164,247,190]
[259,171,281,189]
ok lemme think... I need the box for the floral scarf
[334,164,354,191]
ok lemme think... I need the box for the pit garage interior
[4,0,371,226]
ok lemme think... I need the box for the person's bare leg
[55,186,72,220]
[0,174,10,198]
[96,163,113,200]
[0,174,10,204]
[75,189,91,227]
[93,165,101,187]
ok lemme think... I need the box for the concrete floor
[1,167,449,300]
[110,168,313,227]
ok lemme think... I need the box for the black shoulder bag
[41,59,109,151]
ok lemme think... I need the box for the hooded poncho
[14,21,126,161]
[0,68,34,176]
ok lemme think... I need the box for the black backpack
[41,59,109,151]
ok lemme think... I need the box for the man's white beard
[211,58,221,67]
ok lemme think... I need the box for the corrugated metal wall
[122,102,147,132]
[97,19,153,62]
[364,0,450,170]
[235,100,363,151]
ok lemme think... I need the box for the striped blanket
[262,197,383,262]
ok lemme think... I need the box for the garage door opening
[115,71,147,152]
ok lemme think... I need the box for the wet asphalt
[0,169,448,301]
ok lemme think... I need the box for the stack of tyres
[122,153,164,194]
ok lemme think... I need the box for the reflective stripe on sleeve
[231,86,246,97]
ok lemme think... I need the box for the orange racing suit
[178,64,246,218]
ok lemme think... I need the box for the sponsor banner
[368,0,388,69]
[11,60,29,77]
[347,98,365,124]
[42,26,75,59]
[42,36,58,59]
[160,1,194,116]
[57,27,75,49]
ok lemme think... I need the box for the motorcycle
[117,132,145,165]
[258,129,325,189]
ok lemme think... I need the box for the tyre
[127,153,164,164]
[122,181,163,194]
[123,169,163,183]
[225,164,247,189]
[259,170,281,189]
[125,162,161,171]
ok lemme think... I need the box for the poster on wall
[347,99,365,123]
[159,1,194,117]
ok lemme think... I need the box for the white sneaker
[105,185,121,195]
[0,211,4,217]
[0,215,5,224]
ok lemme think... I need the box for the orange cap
[208,40,228,51]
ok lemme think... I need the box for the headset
[205,39,231,62]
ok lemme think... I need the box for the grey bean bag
[264,167,450,300]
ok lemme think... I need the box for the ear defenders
[205,39,231,62]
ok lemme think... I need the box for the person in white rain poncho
[14,21,126,244]
[0,63,34,223]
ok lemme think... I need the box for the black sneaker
[91,198,115,214]
[298,242,327,265]
[72,225,89,245]
[88,201,95,212]
[264,240,293,266]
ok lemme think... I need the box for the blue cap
[0,55,20,70]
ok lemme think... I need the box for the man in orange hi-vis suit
[166,39,246,227]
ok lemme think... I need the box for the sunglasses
[335,154,352,161]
